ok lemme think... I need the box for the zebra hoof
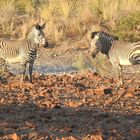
[24,75,29,81]
[29,79,33,83]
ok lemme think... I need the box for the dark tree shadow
[0,101,140,140]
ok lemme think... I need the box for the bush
[114,12,140,42]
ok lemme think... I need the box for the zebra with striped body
[0,23,46,83]
[89,31,140,86]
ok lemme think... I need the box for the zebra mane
[99,31,119,40]
[91,31,119,40]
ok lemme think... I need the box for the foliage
[114,12,140,42]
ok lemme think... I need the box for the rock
[10,133,21,140]
[92,88,105,95]
[67,101,82,108]
[60,136,78,140]
[125,90,134,97]
[130,128,140,137]
[83,134,103,140]
[0,130,4,135]
[25,121,37,128]
[60,126,72,133]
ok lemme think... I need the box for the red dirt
[0,71,140,140]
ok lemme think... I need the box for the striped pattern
[129,43,140,64]
[0,40,37,63]
[0,23,46,82]
[90,31,140,86]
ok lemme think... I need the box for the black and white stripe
[90,31,119,57]
[90,31,140,86]
[0,23,46,83]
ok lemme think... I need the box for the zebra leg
[118,64,123,86]
[110,57,123,87]
[111,62,122,87]
[114,64,123,87]
[29,61,34,83]
[22,63,27,82]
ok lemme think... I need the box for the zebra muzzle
[41,38,46,45]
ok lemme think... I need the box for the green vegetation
[114,12,140,42]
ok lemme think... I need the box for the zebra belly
[119,57,132,65]
[5,56,22,64]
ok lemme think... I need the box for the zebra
[0,23,46,83]
[89,31,140,87]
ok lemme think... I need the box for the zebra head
[89,31,101,58]
[27,23,46,46]
[89,31,119,58]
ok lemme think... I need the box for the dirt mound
[0,71,140,140]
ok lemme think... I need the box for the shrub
[114,12,140,42]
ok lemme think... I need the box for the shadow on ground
[0,102,140,140]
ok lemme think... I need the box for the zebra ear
[114,36,119,40]
[41,23,46,29]
[35,23,46,30]
[91,32,99,39]
[35,24,41,30]
[94,33,100,40]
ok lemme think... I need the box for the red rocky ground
[0,71,140,140]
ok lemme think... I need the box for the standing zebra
[0,23,46,83]
[89,31,140,86]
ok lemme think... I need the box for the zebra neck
[27,39,39,51]
[100,42,112,56]
[27,32,39,47]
